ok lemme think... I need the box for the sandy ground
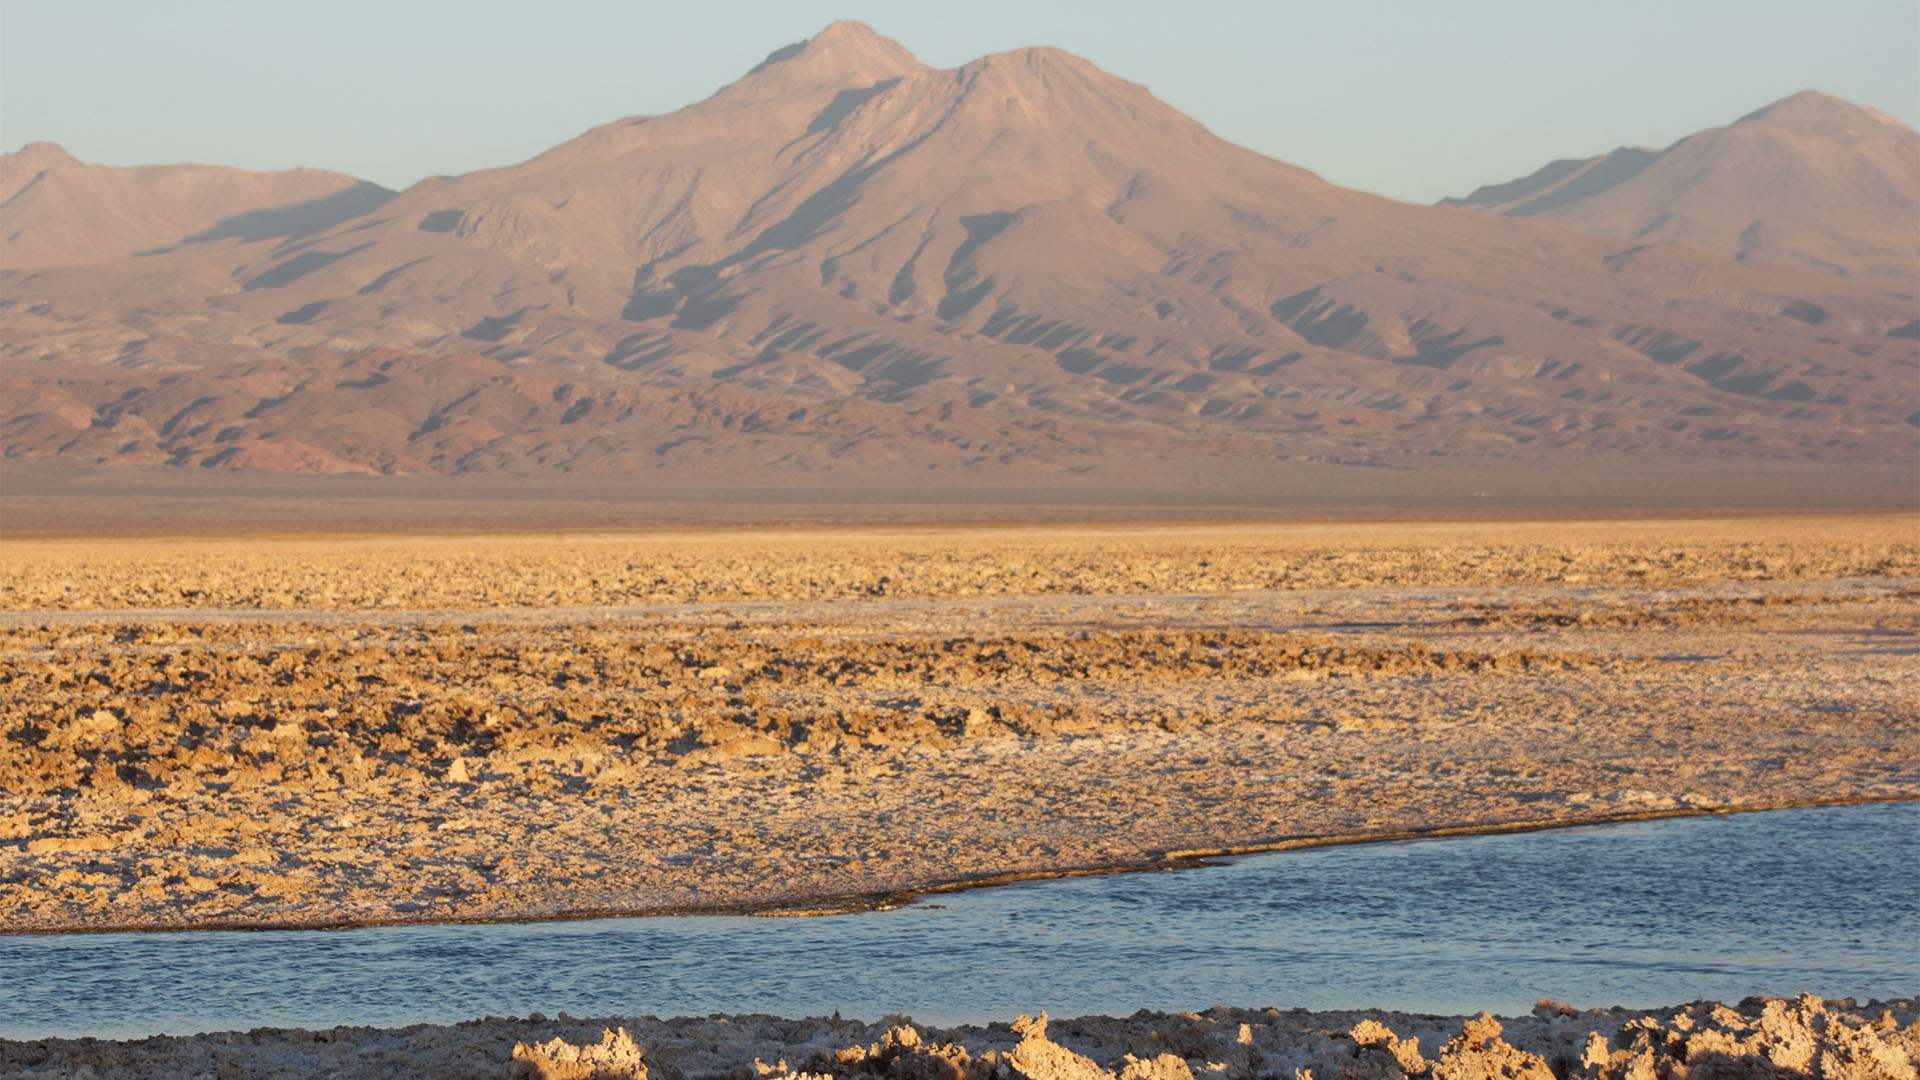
[1,517,1916,932]
[2,996,1914,1080]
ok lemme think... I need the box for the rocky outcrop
[3,998,1915,1080]
[513,1026,650,1080]
[1576,995,1919,1080]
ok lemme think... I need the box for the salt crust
[3,995,1914,1080]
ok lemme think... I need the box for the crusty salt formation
[512,1026,649,1080]
[2,997,1914,1080]
[1575,996,1920,1080]
[5,523,1915,935]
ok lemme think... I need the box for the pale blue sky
[2,0,1915,204]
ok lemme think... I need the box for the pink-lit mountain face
[3,24,1914,478]
[1441,90,1920,280]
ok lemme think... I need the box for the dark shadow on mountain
[933,211,1016,321]
[1095,361,1151,385]
[242,389,301,419]
[675,293,742,332]
[1628,212,1676,241]
[464,307,539,343]
[748,169,869,252]
[745,127,939,257]
[936,277,996,322]
[668,264,722,292]
[946,212,1015,277]
[710,347,783,381]
[807,80,899,135]
[1681,350,1793,398]
[185,182,395,245]
[621,287,681,322]
[1393,329,1505,370]
[276,300,330,325]
[1779,300,1829,326]
[1053,349,1102,375]
[418,209,464,233]
[1208,346,1262,372]
[242,242,372,290]
[603,332,676,371]
[622,263,720,323]
[747,40,807,76]
[624,128,943,329]
[244,252,341,291]
[1271,287,1373,350]
[357,258,431,295]
[1268,288,1320,322]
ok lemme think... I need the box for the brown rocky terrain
[2,518,1914,933]
[3,24,1915,481]
[1440,91,1920,282]
[3,996,1914,1080]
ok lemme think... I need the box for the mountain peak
[3,26,1916,481]
[1737,89,1908,135]
[2,142,85,204]
[949,45,1167,125]
[736,20,926,95]
[1440,87,1919,278]
[5,141,82,169]
[963,45,1105,82]
[809,20,892,47]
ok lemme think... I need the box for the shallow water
[3,802,1914,1040]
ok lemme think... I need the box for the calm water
[3,802,1914,1040]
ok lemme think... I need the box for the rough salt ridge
[1,520,1915,932]
[2,996,1914,1080]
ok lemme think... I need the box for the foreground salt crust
[3,520,1917,933]
[4,996,1914,1080]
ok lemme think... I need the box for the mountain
[0,142,394,268]
[1439,91,1920,279]
[1,27,1914,486]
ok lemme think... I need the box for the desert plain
[2,513,1915,934]
[2,512,1918,1078]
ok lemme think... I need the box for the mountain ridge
[1439,89,1919,279]
[1,28,1913,485]
[0,142,396,268]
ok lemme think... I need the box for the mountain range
[1439,90,1919,280]
[2,22,1914,493]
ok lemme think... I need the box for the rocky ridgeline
[5,997,1913,1080]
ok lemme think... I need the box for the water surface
[3,802,1913,1040]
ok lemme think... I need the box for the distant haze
[1,0,1915,204]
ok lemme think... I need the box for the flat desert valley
[2,513,1917,1078]
[4,515,1914,933]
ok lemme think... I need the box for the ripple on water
[2,802,1915,1040]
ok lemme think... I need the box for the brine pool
[3,802,1914,1040]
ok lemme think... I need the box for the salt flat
[1,517,1913,932]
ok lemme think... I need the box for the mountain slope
[0,142,394,268]
[1,27,1914,481]
[1440,91,1920,278]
